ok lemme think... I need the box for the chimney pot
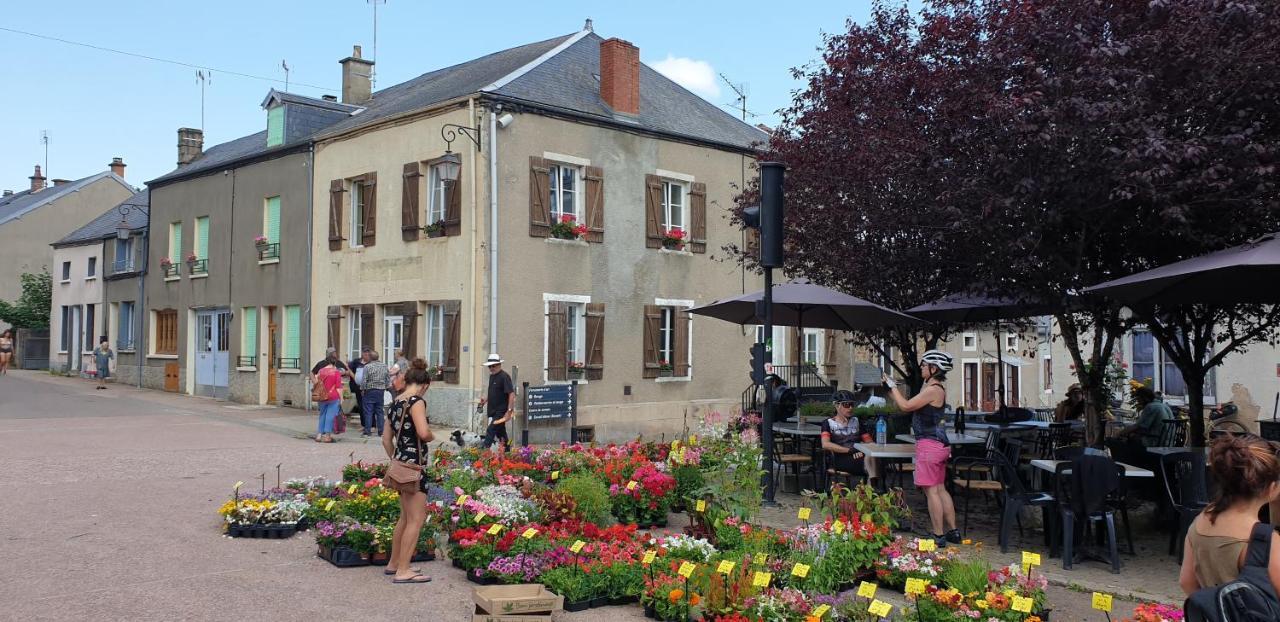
[322,94,338,102]
[109,157,127,179]
[29,164,47,192]
[51,179,71,186]
[599,38,640,116]
[177,128,205,166]
[2,190,13,197]
[340,45,374,105]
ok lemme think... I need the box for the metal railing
[112,259,136,275]
[257,243,280,261]
[237,355,257,367]
[162,263,179,278]
[277,357,300,370]
[116,339,134,351]
[188,258,208,274]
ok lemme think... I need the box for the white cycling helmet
[920,349,954,372]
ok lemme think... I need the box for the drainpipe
[136,233,147,388]
[489,107,499,356]
[304,144,315,412]
[467,98,480,428]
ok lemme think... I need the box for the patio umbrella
[690,281,922,333]
[1082,232,1280,305]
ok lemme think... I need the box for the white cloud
[650,55,721,101]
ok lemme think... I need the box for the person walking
[360,350,390,437]
[479,354,514,453]
[0,329,13,375]
[348,348,369,418]
[886,350,960,547]
[93,338,114,390]
[314,360,343,443]
[382,358,434,584]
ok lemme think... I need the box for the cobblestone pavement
[1,371,1181,621]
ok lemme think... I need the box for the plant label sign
[486,524,503,535]
[347,484,357,494]
[475,512,486,522]
[525,384,576,421]
[791,563,810,578]
[570,540,585,554]
[456,494,469,506]
[811,604,831,619]
[1092,592,1113,612]
[832,520,845,534]
[752,571,771,587]
[754,552,767,566]
[642,550,657,565]
[717,560,736,575]
[918,538,937,552]
[550,470,559,481]
[1021,551,1041,568]
[677,561,697,578]
[324,499,335,511]
[797,507,812,521]
[905,578,927,595]
[868,600,892,618]
[857,581,877,599]
[521,528,538,539]
[1011,596,1033,613]
[695,500,706,513]
[626,481,638,491]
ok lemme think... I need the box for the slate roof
[0,172,135,227]
[52,189,149,247]
[148,130,272,185]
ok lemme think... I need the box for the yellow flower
[976,600,989,610]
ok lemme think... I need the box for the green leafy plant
[942,558,991,595]
[555,473,611,525]
[540,566,593,603]
[0,270,51,329]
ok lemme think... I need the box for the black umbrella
[1083,232,1280,305]
[690,281,922,333]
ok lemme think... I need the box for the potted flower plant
[423,219,446,238]
[661,228,686,251]
[186,253,199,266]
[254,234,269,249]
[427,364,445,381]
[658,360,674,377]
[550,214,589,241]
[568,361,586,379]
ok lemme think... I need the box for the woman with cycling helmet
[820,390,877,484]
[885,349,960,547]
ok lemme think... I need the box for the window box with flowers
[423,219,446,239]
[658,360,674,378]
[254,234,269,250]
[660,228,686,251]
[160,257,179,279]
[187,253,207,276]
[567,361,585,380]
[550,215,588,241]
[426,364,445,381]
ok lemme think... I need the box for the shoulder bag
[385,397,424,490]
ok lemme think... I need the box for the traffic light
[750,343,768,384]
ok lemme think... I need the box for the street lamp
[115,202,145,240]
[437,152,462,183]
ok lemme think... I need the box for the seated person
[820,390,878,483]
[1107,385,1170,465]
[1054,383,1086,422]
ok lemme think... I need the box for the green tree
[0,270,53,329]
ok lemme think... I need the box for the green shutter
[285,305,300,360]
[266,106,284,147]
[242,307,257,358]
[170,222,182,263]
[266,196,281,244]
[196,216,209,260]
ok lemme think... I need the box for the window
[426,163,449,226]
[153,309,178,355]
[383,314,403,365]
[264,196,281,244]
[424,303,444,366]
[1005,362,1020,407]
[545,295,605,382]
[118,301,135,350]
[548,163,580,222]
[283,305,300,368]
[266,105,284,147]
[83,304,96,352]
[114,237,134,273]
[1042,354,1053,393]
[350,180,367,247]
[661,180,686,232]
[659,308,676,365]
[879,341,897,375]
[801,329,823,367]
[962,332,977,351]
[963,362,979,410]
[1131,329,1215,401]
[168,221,182,267]
[194,216,209,260]
[59,306,73,352]
[348,307,363,362]
[241,307,258,363]
[1004,331,1018,352]
[61,261,71,282]
[644,301,691,379]
[87,257,96,278]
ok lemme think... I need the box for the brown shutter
[644,175,663,248]
[361,173,377,247]
[546,301,568,381]
[789,327,800,367]
[328,179,344,251]
[326,306,341,350]
[445,170,462,237]
[674,306,691,377]
[529,156,551,237]
[443,300,461,384]
[585,302,605,380]
[689,181,707,254]
[401,303,419,359]
[584,165,604,243]
[360,304,375,352]
[401,163,421,241]
[642,304,662,378]
[824,330,838,376]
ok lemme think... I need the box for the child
[94,338,114,389]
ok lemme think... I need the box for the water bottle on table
[875,414,887,446]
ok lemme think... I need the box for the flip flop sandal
[383,567,421,575]
[391,574,432,584]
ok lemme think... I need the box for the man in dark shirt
[310,347,349,376]
[347,348,369,416]
[479,354,515,452]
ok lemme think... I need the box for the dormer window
[267,105,284,147]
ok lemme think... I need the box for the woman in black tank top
[886,350,960,548]
[380,358,435,584]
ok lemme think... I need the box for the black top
[310,357,349,375]
[347,358,365,392]
[389,395,427,465]
[820,416,861,451]
[486,370,514,418]
[911,383,950,446]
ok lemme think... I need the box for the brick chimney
[340,45,374,105]
[29,165,46,192]
[109,157,127,178]
[600,38,640,116]
[177,128,204,166]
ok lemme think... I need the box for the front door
[267,316,279,404]
[68,306,81,372]
[384,316,403,364]
[195,309,231,399]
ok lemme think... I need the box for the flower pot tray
[317,544,370,567]
[227,523,299,539]
[467,571,499,585]
[563,600,591,613]
[413,550,436,562]
[470,605,554,622]
[473,584,564,616]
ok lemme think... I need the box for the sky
[0,1,877,191]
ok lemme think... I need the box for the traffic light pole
[761,267,776,504]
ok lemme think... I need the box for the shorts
[914,438,950,487]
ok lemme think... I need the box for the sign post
[525,382,578,443]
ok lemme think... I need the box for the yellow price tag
[868,600,892,618]
[347,484,357,494]
[1091,592,1113,612]
[677,561,697,578]
[233,481,244,490]
[811,604,831,619]
[918,538,937,552]
[695,500,706,513]
[689,434,697,444]
[790,563,810,578]
[797,507,812,521]
[753,552,767,565]
[832,520,845,534]
[570,540,585,554]
[1011,596,1034,613]
[626,481,638,491]
[717,560,736,574]
[324,499,336,511]
[642,550,657,565]
[487,524,502,535]
[672,439,681,449]
[1022,551,1042,568]
[456,494,469,506]
[551,470,559,480]
[475,512,486,522]
[905,578,927,595]
[521,528,538,539]
[857,581,877,599]
[752,571,771,587]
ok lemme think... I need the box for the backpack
[1185,523,1280,622]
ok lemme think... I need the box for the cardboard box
[473,584,564,616]
[472,605,553,622]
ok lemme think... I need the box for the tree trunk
[1185,366,1208,448]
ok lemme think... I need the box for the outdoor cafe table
[1029,458,1155,478]
[772,422,823,437]
[964,421,1035,432]
[1146,446,1209,457]
[895,432,985,445]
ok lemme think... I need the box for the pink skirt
[914,439,951,487]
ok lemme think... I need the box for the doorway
[383,315,403,364]
[195,308,231,399]
[267,308,279,404]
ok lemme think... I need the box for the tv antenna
[281,60,290,92]
[367,0,387,89]
[719,73,750,121]
[40,131,49,177]
[196,70,211,131]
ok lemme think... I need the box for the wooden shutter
[546,301,568,381]
[674,306,691,377]
[443,300,461,383]
[401,302,419,359]
[642,304,662,378]
[584,165,604,243]
[361,173,377,247]
[445,169,462,237]
[529,156,552,237]
[788,327,800,367]
[360,304,375,352]
[328,179,344,251]
[585,302,605,380]
[824,330,838,376]
[689,182,707,254]
[401,163,421,241]
[645,175,663,248]
[326,306,341,350]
